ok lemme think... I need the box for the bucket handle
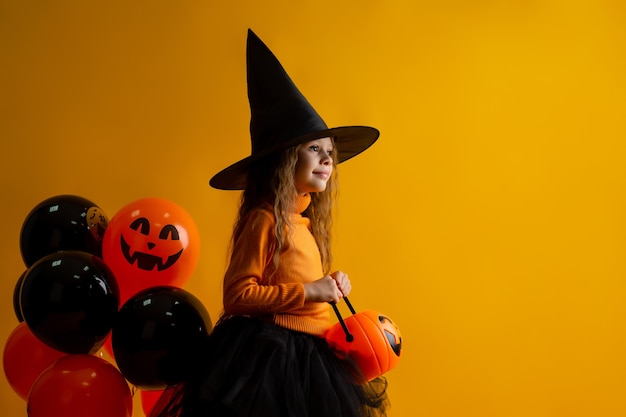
[330,297,356,342]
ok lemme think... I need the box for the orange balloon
[102,198,200,304]
[2,322,67,400]
[326,310,402,381]
[27,355,132,417]
[141,389,165,416]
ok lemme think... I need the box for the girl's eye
[308,144,333,156]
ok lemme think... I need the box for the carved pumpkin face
[379,314,402,357]
[102,198,200,304]
[325,309,402,381]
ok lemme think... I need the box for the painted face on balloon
[87,206,108,242]
[120,217,184,271]
[102,197,200,305]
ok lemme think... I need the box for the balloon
[20,250,119,354]
[326,310,402,381]
[102,197,200,304]
[2,322,67,400]
[141,389,165,416]
[12,271,26,322]
[27,354,132,417]
[20,194,108,267]
[112,286,212,389]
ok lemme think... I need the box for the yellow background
[2,1,626,416]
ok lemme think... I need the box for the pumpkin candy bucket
[325,298,402,381]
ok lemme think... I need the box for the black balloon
[20,251,119,354]
[20,194,109,267]
[112,286,212,390]
[12,271,26,322]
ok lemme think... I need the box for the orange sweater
[222,193,330,336]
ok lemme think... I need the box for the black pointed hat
[209,29,379,190]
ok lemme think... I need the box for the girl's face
[294,137,334,194]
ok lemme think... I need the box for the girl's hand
[330,270,351,298]
[304,274,345,303]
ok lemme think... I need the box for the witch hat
[209,29,379,190]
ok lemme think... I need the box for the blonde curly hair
[230,141,338,280]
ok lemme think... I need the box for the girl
[150,29,388,417]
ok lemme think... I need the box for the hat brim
[209,126,379,190]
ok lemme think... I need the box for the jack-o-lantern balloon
[102,198,200,303]
[326,307,402,382]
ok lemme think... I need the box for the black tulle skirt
[148,315,388,417]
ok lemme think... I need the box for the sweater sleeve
[222,209,306,315]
